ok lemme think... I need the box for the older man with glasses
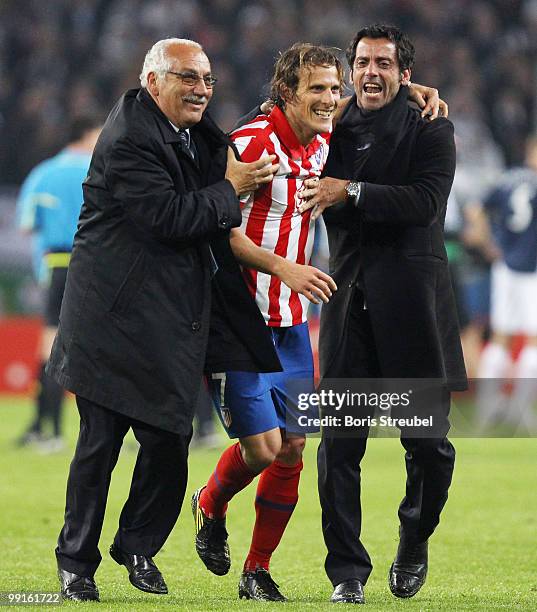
[48,37,280,602]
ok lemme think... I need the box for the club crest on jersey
[314,143,325,166]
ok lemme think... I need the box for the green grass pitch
[0,396,536,611]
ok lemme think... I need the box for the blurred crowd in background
[0,0,536,386]
[1,0,536,182]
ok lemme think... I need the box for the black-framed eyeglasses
[167,71,217,88]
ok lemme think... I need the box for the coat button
[191,321,201,332]
[219,216,230,228]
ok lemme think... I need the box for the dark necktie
[177,128,216,275]
[178,129,194,160]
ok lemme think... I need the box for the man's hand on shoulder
[407,82,448,120]
[225,147,279,196]
[259,100,275,115]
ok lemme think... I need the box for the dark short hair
[346,24,415,72]
[270,43,344,109]
[67,112,103,142]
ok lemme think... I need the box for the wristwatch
[345,181,361,206]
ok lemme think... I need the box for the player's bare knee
[240,432,281,472]
[243,447,277,472]
[277,436,306,465]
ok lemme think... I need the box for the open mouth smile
[363,83,383,96]
[313,109,334,118]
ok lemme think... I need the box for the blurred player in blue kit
[16,114,102,452]
[477,136,537,431]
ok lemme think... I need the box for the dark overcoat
[47,88,280,434]
[320,89,467,391]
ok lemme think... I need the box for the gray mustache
[183,95,207,104]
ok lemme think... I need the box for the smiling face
[283,64,341,145]
[147,42,213,128]
[352,37,410,111]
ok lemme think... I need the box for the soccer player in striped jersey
[192,43,445,601]
[193,43,341,601]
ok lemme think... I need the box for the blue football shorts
[207,321,317,438]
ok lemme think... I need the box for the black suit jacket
[320,89,467,391]
[47,88,280,434]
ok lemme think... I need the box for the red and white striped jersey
[231,106,330,327]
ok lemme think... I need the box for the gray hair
[139,38,202,88]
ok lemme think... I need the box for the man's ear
[147,71,159,97]
[280,85,293,106]
[400,68,411,86]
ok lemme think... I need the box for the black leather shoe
[389,536,428,598]
[239,568,287,601]
[192,487,231,575]
[330,579,365,604]
[109,544,168,594]
[58,567,100,602]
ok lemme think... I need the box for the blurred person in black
[299,24,467,604]
[47,37,280,602]
[15,113,102,453]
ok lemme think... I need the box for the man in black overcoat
[47,38,281,602]
[298,24,468,604]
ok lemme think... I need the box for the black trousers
[56,396,192,577]
[317,292,455,587]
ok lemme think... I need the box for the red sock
[244,459,303,572]
[199,442,256,519]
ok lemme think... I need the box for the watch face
[346,182,360,197]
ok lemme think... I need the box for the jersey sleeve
[16,166,56,232]
[231,130,272,163]
[231,122,274,205]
